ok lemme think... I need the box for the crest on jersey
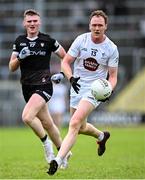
[40,43,44,47]
[42,78,46,82]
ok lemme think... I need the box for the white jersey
[68,32,119,96]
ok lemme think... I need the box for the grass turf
[0,125,145,179]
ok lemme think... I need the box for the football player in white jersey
[48,10,119,175]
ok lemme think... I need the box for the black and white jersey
[12,32,60,85]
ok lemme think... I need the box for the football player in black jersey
[9,9,71,169]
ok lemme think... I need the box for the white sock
[55,156,63,167]
[43,138,54,154]
[98,132,104,141]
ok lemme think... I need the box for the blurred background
[0,0,145,127]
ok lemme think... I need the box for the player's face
[89,16,107,42]
[23,15,41,37]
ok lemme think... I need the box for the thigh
[22,93,46,120]
[71,99,95,125]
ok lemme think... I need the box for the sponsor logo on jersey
[83,57,99,71]
[30,50,46,56]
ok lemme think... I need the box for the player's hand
[18,47,30,61]
[70,76,80,94]
[51,72,65,84]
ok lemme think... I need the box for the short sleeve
[12,38,20,53]
[108,47,119,67]
[68,35,82,57]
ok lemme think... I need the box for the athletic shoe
[47,160,58,175]
[60,151,72,169]
[43,143,55,164]
[97,131,110,156]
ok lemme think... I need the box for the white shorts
[70,87,100,109]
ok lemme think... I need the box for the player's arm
[61,53,80,94]
[9,46,30,72]
[51,46,66,83]
[107,66,118,90]
[9,53,20,72]
[107,46,119,91]
[98,67,118,102]
[61,53,75,80]
[55,46,66,60]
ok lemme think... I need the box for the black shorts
[22,83,53,103]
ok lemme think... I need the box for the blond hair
[23,9,40,18]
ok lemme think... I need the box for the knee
[69,117,81,132]
[22,112,32,125]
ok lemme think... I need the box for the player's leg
[48,99,110,175]
[38,103,72,168]
[79,121,103,137]
[79,120,110,156]
[22,93,46,137]
[59,100,93,156]
[22,93,55,163]
[78,99,103,138]
[48,100,93,175]
[37,104,62,149]
[78,100,110,156]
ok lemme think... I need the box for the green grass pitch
[0,125,145,179]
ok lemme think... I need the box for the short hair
[23,9,40,18]
[89,10,108,24]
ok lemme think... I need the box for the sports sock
[41,135,54,154]
[40,134,47,142]
[98,132,104,141]
[55,156,63,167]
